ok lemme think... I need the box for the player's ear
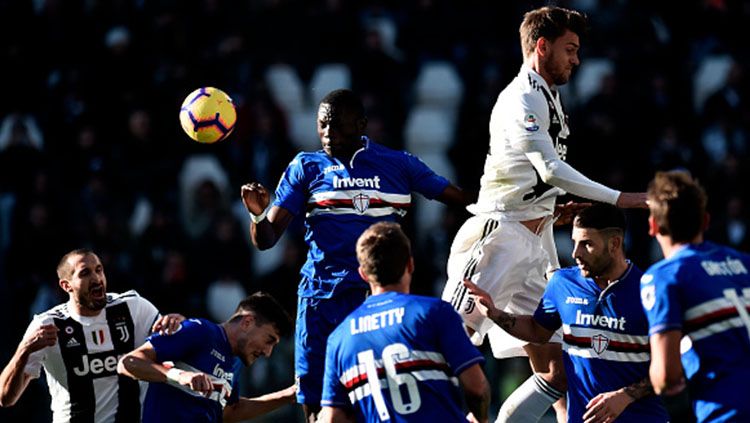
[242,314,256,329]
[356,116,367,133]
[406,257,415,275]
[610,235,623,254]
[358,266,369,282]
[536,37,548,57]
[648,216,659,237]
[702,212,710,233]
[59,279,72,293]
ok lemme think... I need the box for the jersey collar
[521,63,556,94]
[597,261,634,300]
[346,136,371,168]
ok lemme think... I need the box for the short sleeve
[321,335,350,408]
[533,276,563,331]
[640,269,683,335]
[402,152,450,200]
[502,92,552,146]
[127,292,159,342]
[272,154,308,216]
[148,318,208,362]
[433,301,484,375]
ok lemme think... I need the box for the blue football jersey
[142,318,241,423]
[321,292,484,422]
[273,137,449,298]
[534,264,668,423]
[641,241,750,423]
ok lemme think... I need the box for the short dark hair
[57,248,97,279]
[520,6,587,58]
[574,204,626,251]
[574,203,626,232]
[319,89,365,119]
[228,292,293,337]
[356,222,411,287]
[647,170,707,243]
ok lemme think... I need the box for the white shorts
[441,215,562,358]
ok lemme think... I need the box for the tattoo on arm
[624,377,654,400]
[493,310,516,332]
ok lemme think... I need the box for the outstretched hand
[554,201,591,226]
[241,182,270,215]
[462,279,498,319]
[582,389,633,423]
[151,313,185,335]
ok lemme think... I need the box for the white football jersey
[468,64,620,221]
[24,290,159,423]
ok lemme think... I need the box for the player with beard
[441,6,647,422]
[0,248,184,422]
[118,292,295,423]
[464,204,668,423]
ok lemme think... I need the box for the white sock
[496,373,563,423]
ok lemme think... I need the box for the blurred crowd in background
[1,0,750,421]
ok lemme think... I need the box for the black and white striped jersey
[469,64,620,221]
[23,290,159,423]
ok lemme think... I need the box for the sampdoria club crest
[591,333,610,355]
[352,193,370,214]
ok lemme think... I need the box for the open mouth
[90,285,105,299]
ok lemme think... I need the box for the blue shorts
[294,285,368,406]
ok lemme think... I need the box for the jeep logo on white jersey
[73,351,121,378]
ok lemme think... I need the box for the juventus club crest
[115,321,130,342]
[352,193,370,214]
[591,333,610,355]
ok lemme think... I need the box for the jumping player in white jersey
[441,6,647,422]
[0,248,183,422]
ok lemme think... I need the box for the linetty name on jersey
[350,307,405,335]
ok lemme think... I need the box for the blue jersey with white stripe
[321,292,484,422]
[142,319,241,423]
[641,241,750,423]
[534,264,668,423]
[273,137,449,298]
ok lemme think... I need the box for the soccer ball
[179,87,237,143]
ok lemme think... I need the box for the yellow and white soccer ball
[179,87,237,144]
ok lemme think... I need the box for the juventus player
[641,171,750,422]
[0,248,183,422]
[319,222,490,423]
[241,89,473,422]
[441,6,647,422]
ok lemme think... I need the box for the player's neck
[370,276,410,296]
[659,233,704,259]
[526,57,554,88]
[593,258,629,289]
[370,284,408,296]
[68,299,102,317]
